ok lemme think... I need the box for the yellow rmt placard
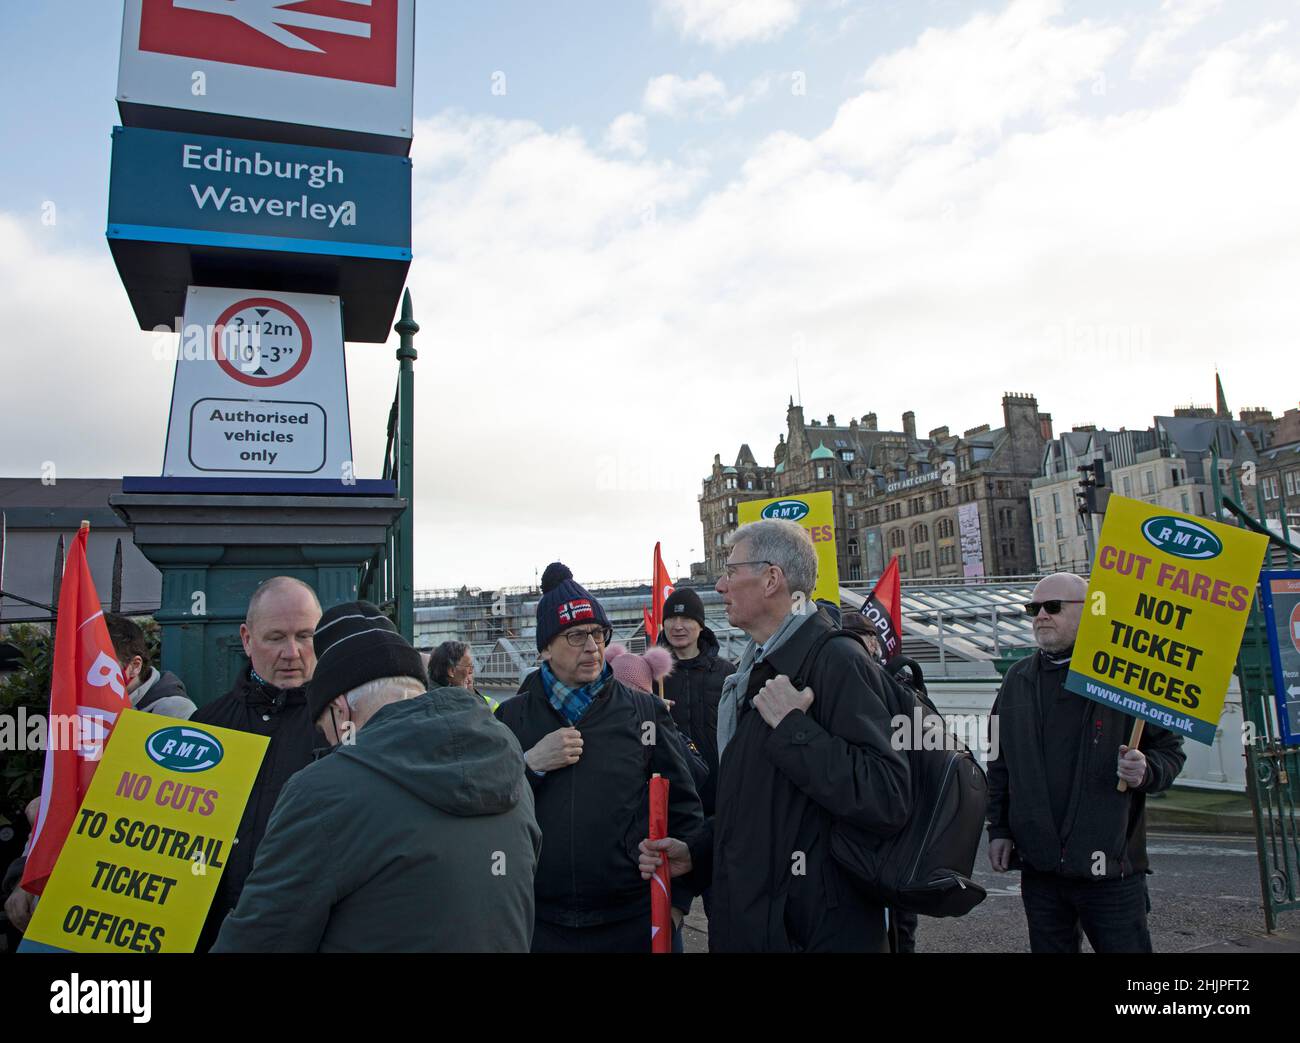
[21,709,268,953]
[737,490,839,603]
[1065,496,1268,746]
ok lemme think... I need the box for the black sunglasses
[1024,599,1084,616]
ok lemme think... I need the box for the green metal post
[394,289,419,642]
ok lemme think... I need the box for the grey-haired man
[642,519,911,952]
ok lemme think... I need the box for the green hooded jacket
[212,686,541,952]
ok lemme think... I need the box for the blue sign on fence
[108,126,411,260]
[1260,571,1300,746]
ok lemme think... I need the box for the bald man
[986,572,1185,953]
[191,576,323,950]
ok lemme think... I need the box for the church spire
[1215,370,1230,420]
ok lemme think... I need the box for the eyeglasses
[1024,599,1084,616]
[722,560,776,579]
[563,625,613,648]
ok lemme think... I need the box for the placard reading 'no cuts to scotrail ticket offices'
[737,491,839,603]
[20,710,267,953]
[1065,496,1268,745]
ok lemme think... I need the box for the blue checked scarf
[540,661,612,726]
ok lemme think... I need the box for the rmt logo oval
[761,499,810,522]
[145,726,224,773]
[1140,515,1223,560]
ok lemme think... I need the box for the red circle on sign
[213,298,313,388]
[1290,603,1300,656]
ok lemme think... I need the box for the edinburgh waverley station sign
[107,127,411,342]
[117,0,415,155]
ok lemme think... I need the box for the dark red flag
[862,556,903,661]
[649,773,672,952]
[21,524,131,895]
[647,542,674,643]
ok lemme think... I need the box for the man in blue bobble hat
[495,562,708,952]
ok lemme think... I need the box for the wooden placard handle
[1116,719,1145,792]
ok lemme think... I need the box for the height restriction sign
[161,286,353,480]
[213,298,312,388]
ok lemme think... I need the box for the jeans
[1020,868,1153,953]
[532,914,684,953]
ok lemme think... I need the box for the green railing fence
[1212,449,1300,932]
[359,289,417,641]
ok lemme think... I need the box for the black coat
[495,671,707,931]
[986,650,1186,879]
[189,665,319,950]
[709,610,912,953]
[657,626,735,815]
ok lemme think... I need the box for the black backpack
[792,630,989,918]
[627,686,710,794]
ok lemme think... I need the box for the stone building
[1031,382,1275,574]
[1257,403,1300,534]
[695,445,775,580]
[698,393,1052,585]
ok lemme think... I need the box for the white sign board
[118,0,415,151]
[162,286,354,479]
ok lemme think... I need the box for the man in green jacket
[212,602,541,953]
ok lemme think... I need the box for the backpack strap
[790,628,867,689]
[627,686,658,777]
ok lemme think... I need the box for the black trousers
[532,914,684,954]
[1020,869,1152,953]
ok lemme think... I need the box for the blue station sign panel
[107,126,411,343]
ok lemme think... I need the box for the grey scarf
[717,608,817,761]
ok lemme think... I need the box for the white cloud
[1132,0,1224,79]
[5,2,1299,587]
[643,72,740,117]
[604,112,648,157]
[655,0,807,49]
[821,0,1125,170]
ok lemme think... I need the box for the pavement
[1187,928,1300,953]
[678,791,1298,953]
[1145,785,1256,835]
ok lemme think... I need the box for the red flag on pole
[648,542,674,644]
[862,556,904,661]
[20,523,131,895]
[649,773,672,952]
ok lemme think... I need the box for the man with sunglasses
[495,562,706,952]
[987,572,1185,953]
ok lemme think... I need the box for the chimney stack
[903,411,916,442]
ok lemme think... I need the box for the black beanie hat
[308,601,427,720]
[535,562,611,652]
[661,587,706,627]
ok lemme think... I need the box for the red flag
[648,542,674,643]
[643,606,655,643]
[861,556,903,661]
[649,773,672,953]
[20,524,130,895]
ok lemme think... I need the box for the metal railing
[1213,450,1300,932]
[358,290,417,641]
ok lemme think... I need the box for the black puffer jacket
[495,671,706,930]
[709,610,912,953]
[657,627,734,815]
[190,665,318,950]
[987,650,1186,879]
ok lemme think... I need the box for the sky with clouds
[1,0,1297,588]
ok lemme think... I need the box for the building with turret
[697,393,1052,585]
[1031,376,1277,574]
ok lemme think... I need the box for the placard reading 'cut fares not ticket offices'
[20,710,266,953]
[1065,496,1268,746]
